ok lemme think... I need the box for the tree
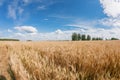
[27,40,32,41]
[92,37,103,41]
[98,37,103,40]
[78,33,81,40]
[92,37,96,40]
[0,38,19,41]
[111,38,119,40]
[96,37,99,40]
[81,34,86,40]
[72,33,78,41]
[87,35,91,40]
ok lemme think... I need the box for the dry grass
[0,41,120,80]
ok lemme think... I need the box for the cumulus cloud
[100,0,120,18]
[14,26,38,33]
[55,29,64,34]
[100,0,120,28]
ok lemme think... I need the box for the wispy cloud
[49,14,74,19]
[0,0,4,6]
[7,0,59,22]
[7,29,13,33]
[18,7,24,15]
[65,19,120,39]
[1,0,120,40]
[100,18,120,27]
[8,0,24,20]
[43,18,48,20]
[38,5,46,10]
[22,0,43,5]
[65,19,98,29]
[8,5,17,20]
[22,0,30,4]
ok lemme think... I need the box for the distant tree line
[72,32,119,41]
[72,33,91,41]
[0,39,19,41]
[27,40,32,41]
[110,38,119,40]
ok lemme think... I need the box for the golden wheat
[0,41,120,80]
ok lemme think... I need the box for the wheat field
[0,41,120,80]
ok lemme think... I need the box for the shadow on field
[7,64,16,80]
[0,75,6,80]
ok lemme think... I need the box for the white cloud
[66,20,97,30]
[100,0,120,18]
[38,5,46,10]
[15,33,25,37]
[100,18,120,27]
[8,0,24,20]
[66,20,120,39]
[22,0,42,4]
[18,7,24,15]
[22,0,29,4]
[50,14,73,19]
[44,18,48,20]
[1,26,120,41]
[7,0,56,22]
[5,29,71,41]
[14,26,38,33]
[2,0,120,40]
[8,29,13,32]
[8,5,16,20]
[100,0,120,29]
[55,29,64,34]
[5,19,119,40]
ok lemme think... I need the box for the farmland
[0,41,120,80]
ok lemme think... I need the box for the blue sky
[0,0,120,40]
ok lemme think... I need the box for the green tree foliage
[87,35,91,40]
[98,38,103,40]
[27,40,32,41]
[71,33,106,41]
[78,33,81,40]
[81,34,86,40]
[92,37,103,40]
[0,39,19,41]
[111,38,119,40]
[72,33,78,41]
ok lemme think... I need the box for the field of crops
[0,41,120,80]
